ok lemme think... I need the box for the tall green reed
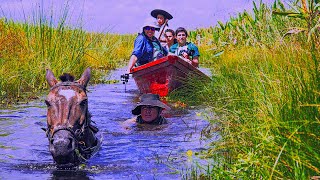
[181,0,319,179]
[0,5,134,105]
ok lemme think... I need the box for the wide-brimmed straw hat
[151,9,173,20]
[132,93,171,115]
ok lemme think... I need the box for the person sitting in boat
[123,93,171,126]
[163,28,177,51]
[126,18,168,73]
[169,27,200,67]
[151,9,173,46]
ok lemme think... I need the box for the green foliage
[0,10,134,105]
[179,0,320,179]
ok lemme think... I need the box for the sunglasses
[144,26,155,31]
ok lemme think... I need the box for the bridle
[49,81,87,94]
[45,82,97,162]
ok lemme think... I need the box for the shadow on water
[50,170,89,180]
[0,67,217,179]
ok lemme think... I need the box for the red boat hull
[131,55,210,96]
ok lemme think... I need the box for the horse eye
[45,100,51,107]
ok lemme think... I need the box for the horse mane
[59,73,75,82]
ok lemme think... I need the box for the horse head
[45,68,99,168]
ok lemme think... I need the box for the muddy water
[0,68,216,180]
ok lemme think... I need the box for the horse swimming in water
[44,67,101,168]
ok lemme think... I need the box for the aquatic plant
[176,0,320,179]
[0,4,134,105]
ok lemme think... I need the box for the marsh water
[0,68,216,180]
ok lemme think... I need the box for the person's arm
[191,56,199,67]
[181,52,198,67]
[121,117,137,131]
[127,35,145,73]
[189,43,200,67]
[126,54,138,73]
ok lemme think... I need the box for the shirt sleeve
[163,46,168,56]
[189,43,200,57]
[169,44,177,53]
[131,35,145,58]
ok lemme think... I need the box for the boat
[130,55,211,97]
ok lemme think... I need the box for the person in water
[123,93,171,127]
[151,9,173,46]
[126,18,168,73]
[169,27,200,67]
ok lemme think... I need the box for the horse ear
[77,67,91,87]
[46,69,58,87]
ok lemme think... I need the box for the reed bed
[0,13,135,105]
[173,0,320,179]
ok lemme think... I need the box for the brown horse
[44,67,101,168]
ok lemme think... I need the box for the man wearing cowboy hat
[151,9,173,46]
[126,18,168,73]
[123,94,171,127]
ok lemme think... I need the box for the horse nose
[50,132,75,157]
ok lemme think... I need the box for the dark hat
[132,93,171,115]
[151,9,173,20]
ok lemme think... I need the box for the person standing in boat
[163,29,177,51]
[122,93,171,128]
[126,18,168,73]
[169,27,200,68]
[151,9,173,46]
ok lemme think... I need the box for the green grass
[174,0,320,179]
[0,10,135,105]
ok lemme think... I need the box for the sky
[0,0,276,34]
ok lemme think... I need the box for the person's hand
[181,52,189,59]
[126,67,133,74]
[180,56,192,65]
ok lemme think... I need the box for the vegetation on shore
[175,0,319,179]
[0,10,135,105]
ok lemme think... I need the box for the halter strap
[50,82,86,93]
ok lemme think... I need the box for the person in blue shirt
[126,19,168,73]
[169,27,200,67]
